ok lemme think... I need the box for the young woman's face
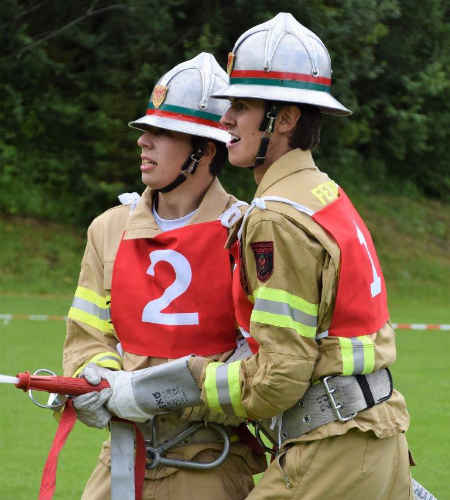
[137,127,192,189]
[220,98,265,167]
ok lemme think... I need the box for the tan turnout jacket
[193,149,409,444]
[63,177,266,478]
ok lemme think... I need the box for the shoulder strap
[237,195,315,241]
[118,192,141,213]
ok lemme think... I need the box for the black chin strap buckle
[254,103,279,168]
[158,146,204,193]
[258,103,279,133]
[185,147,204,175]
[264,109,278,135]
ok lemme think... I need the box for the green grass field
[0,295,106,500]
[0,294,448,499]
[0,196,448,499]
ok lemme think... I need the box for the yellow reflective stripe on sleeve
[75,286,110,309]
[203,361,247,418]
[68,286,113,334]
[227,361,247,418]
[251,287,318,338]
[339,336,376,375]
[68,307,114,334]
[359,335,375,374]
[253,287,318,317]
[73,351,123,377]
[251,310,316,337]
[204,362,222,413]
[339,338,355,375]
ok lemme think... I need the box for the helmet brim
[212,84,352,116]
[129,114,231,143]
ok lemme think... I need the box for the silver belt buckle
[322,375,357,422]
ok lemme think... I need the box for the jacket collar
[124,177,230,238]
[255,149,317,197]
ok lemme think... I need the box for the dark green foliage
[0,0,448,226]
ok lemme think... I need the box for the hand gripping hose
[13,370,111,500]
[15,370,110,395]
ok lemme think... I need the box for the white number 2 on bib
[142,249,199,325]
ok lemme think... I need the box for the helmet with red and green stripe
[129,52,231,142]
[213,12,351,116]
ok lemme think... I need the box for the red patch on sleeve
[250,241,274,282]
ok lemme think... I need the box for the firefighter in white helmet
[200,12,415,499]
[63,52,266,500]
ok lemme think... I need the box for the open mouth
[228,135,241,147]
[142,158,157,167]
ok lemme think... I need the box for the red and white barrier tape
[0,314,67,323]
[0,314,448,331]
[391,323,450,331]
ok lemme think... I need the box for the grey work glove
[95,356,201,423]
[72,363,113,429]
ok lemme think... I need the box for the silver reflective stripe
[350,337,365,374]
[215,364,233,414]
[254,297,317,327]
[110,421,135,500]
[72,296,110,321]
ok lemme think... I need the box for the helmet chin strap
[253,102,279,168]
[158,144,205,194]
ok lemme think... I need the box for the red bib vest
[312,188,388,337]
[233,187,388,347]
[231,241,259,354]
[111,220,236,358]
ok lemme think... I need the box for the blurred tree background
[0,0,449,226]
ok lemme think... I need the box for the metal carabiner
[28,368,67,410]
[145,422,230,470]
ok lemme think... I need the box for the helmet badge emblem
[151,85,168,108]
[227,52,235,76]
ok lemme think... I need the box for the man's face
[137,127,192,189]
[220,98,265,168]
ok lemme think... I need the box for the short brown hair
[190,136,227,177]
[288,104,321,150]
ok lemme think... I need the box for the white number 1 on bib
[354,222,381,298]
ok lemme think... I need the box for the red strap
[39,400,77,500]
[39,406,146,500]
[134,425,146,500]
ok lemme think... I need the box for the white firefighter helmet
[213,12,351,116]
[129,52,231,142]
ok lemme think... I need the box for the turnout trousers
[246,430,413,500]
[81,447,256,500]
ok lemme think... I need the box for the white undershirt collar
[152,202,198,232]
